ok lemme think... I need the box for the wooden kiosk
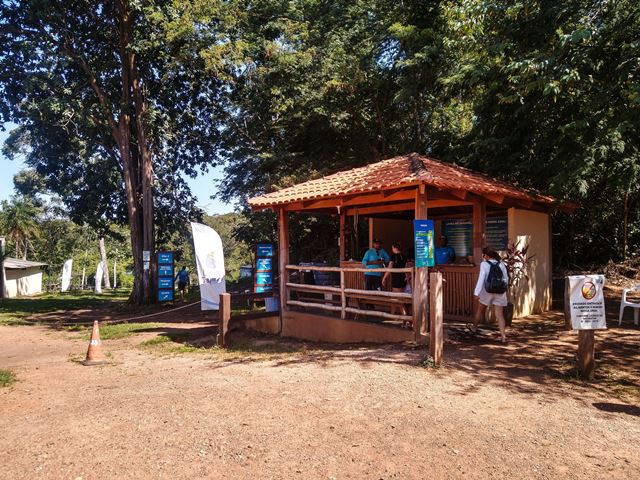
[248,153,570,344]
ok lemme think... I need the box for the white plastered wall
[507,208,552,317]
[3,268,43,298]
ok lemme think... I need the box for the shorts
[365,275,382,291]
[478,290,508,307]
[178,281,187,291]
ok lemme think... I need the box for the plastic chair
[618,284,640,326]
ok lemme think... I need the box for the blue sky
[0,123,233,215]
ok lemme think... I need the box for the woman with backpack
[467,247,509,343]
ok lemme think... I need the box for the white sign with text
[568,275,607,330]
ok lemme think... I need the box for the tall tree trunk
[130,50,155,304]
[116,0,147,304]
[99,237,111,289]
[623,188,629,259]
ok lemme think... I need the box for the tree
[0,0,227,303]
[0,197,41,260]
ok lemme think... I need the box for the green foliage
[0,196,41,259]
[0,370,17,387]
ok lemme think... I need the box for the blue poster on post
[158,277,173,289]
[158,252,174,264]
[414,219,435,268]
[256,258,272,272]
[256,243,274,257]
[255,272,273,285]
[158,289,174,302]
[158,264,174,277]
[255,285,273,293]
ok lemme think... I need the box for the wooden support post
[413,185,429,343]
[563,277,573,331]
[472,197,486,264]
[429,271,443,365]
[339,210,346,261]
[216,292,231,348]
[577,330,595,380]
[340,270,346,319]
[278,208,290,333]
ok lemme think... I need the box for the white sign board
[61,259,73,292]
[568,275,607,330]
[191,222,226,310]
[95,261,104,294]
[143,250,151,262]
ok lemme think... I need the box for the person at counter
[435,235,456,265]
[362,239,390,291]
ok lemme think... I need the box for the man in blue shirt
[435,235,456,265]
[174,266,190,301]
[362,239,390,290]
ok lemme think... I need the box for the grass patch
[139,332,308,361]
[0,369,17,387]
[418,355,441,369]
[68,322,159,340]
[0,290,130,326]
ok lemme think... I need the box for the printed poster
[568,275,607,330]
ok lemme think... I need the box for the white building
[2,258,48,298]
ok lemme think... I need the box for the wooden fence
[284,264,414,324]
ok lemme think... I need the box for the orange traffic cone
[82,320,108,366]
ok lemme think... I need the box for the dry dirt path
[1,321,639,480]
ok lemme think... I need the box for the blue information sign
[255,285,273,293]
[158,277,173,289]
[158,252,174,264]
[256,258,272,272]
[414,220,435,268]
[255,272,273,285]
[158,289,174,302]
[158,264,174,277]
[256,243,274,257]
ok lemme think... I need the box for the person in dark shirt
[383,242,409,324]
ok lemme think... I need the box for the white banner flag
[95,261,104,294]
[568,275,607,330]
[191,222,226,310]
[61,259,73,292]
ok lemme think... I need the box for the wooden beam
[278,208,290,333]
[216,292,231,348]
[577,330,595,380]
[413,188,429,343]
[449,189,469,201]
[472,197,486,264]
[429,271,443,365]
[483,193,504,205]
[339,209,346,260]
[282,188,417,211]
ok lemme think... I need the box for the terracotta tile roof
[248,153,556,209]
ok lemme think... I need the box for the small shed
[249,153,574,344]
[2,257,48,298]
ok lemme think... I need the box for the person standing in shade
[362,239,390,291]
[434,235,456,265]
[382,242,410,326]
[174,266,190,302]
[467,248,508,343]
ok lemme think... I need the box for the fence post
[340,270,346,319]
[577,330,595,380]
[429,271,444,365]
[217,292,231,348]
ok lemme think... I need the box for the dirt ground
[1,300,640,479]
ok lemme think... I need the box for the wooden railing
[434,265,479,321]
[285,265,414,323]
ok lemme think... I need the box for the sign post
[254,243,274,294]
[565,275,607,380]
[156,251,175,302]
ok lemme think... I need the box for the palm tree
[0,197,41,260]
